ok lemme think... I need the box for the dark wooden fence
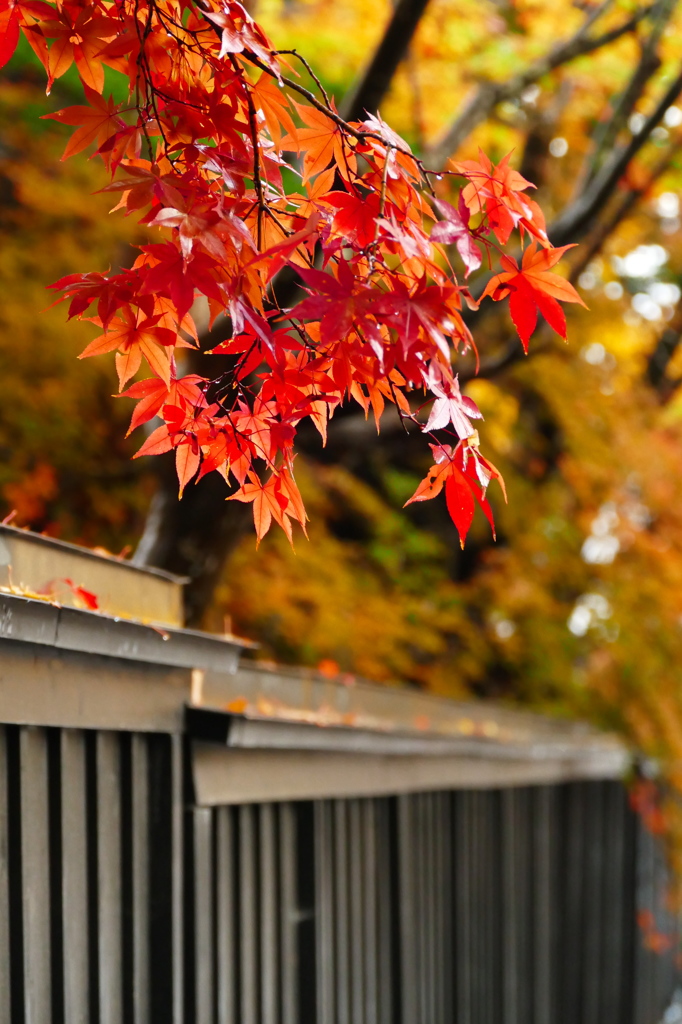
[0,574,677,1023]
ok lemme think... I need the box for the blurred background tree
[6,0,682,840]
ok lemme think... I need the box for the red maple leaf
[79,307,177,389]
[480,242,587,351]
[430,196,482,277]
[405,442,500,547]
[295,262,381,346]
[0,0,19,67]
[23,2,116,92]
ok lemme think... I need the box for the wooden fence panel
[0,724,677,1024]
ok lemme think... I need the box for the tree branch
[550,65,682,245]
[646,316,682,393]
[339,0,432,122]
[580,0,676,186]
[425,2,655,170]
[569,147,677,275]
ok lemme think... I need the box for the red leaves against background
[405,442,501,548]
[2,0,584,545]
[481,242,586,351]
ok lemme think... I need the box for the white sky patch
[549,137,568,157]
[657,192,679,218]
[632,292,662,321]
[581,342,606,365]
[581,502,620,565]
[648,281,680,307]
[568,593,612,637]
[604,280,623,300]
[612,245,668,279]
[664,105,682,127]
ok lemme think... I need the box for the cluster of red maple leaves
[0,0,584,544]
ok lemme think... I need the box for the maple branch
[368,148,392,275]
[460,141,680,386]
[569,145,678,277]
[245,51,421,165]
[425,1,656,170]
[338,0,432,121]
[276,49,333,108]
[231,54,265,248]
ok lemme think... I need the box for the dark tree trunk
[132,454,252,627]
[338,0,432,122]
[132,0,436,622]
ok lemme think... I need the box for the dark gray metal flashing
[0,592,245,673]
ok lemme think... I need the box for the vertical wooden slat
[518,790,532,1024]
[439,794,454,1024]
[61,730,89,1024]
[425,794,438,1024]
[193,807,214,1024]
[583,783,604,1024]
[294,803,316,1024]
[280,802,298,1024]
[216,807,235,1024]
[147,733,181,1024]
[362,800,378,1024]
[315,801,335,1024]
[454,791,472,1024]
[131,734,150,1024]
[259,804,278,1024]
[602,784,627,1024]
[432,793,446,1024]
[97,731,123,1024]
[562,783,584,1024]
[397,794,417,1024]
[349,799,365,1024]
[471,791,484,1024]
[239,804,258,1024]
[376,799,392,1024]
[416,794,428,1024]
[479,791,492,1024]
[533,786,553,1024]
[0,727,10,1024]
[334,800,351,1024]
[170,733,184,1024]
[20,726,51,1024]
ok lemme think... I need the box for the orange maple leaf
[252,71,297,146]
[24,5,115,92]
[228,468,307,545]
[176,441,200,498]
[79,307,176,389]
[452,150,545,245]
[43,85,125,161]
[281,100,357,183]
